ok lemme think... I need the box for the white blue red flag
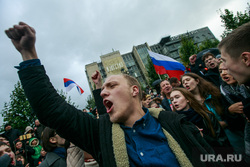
[148,50,185,80]
[63,78,84,95]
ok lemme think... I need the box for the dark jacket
[39,152,66,167]
[19,66,220,167]
[35,124,45,141]
[3,128,22,151]
[161,97,172,111]
[220,83,247,131]
[204,68,221,88]
[176,108,231,149]
[0,154,11,167]
[204,113,231,148]
[93,89,107,115]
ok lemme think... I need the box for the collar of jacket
[111,108,193,167]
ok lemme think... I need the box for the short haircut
[122,74,142,100]
[202,52,215,63]
[169,77,179,84]
[218,22,250,59]
[41,127,57,152]
[160,79,170,90]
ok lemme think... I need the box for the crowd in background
[1,21,250,166]
[0,112,99,167]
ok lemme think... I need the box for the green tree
[1,81,77,133]
[57,89,78,108]
[1,81,34,133]
[85,95,96,110]
[179,35,198,66]
[146,56,159,86]
[219,3,250,38]
[198,38,220,52]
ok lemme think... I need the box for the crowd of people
[0,116,99,167]
[1,21,250,166]
[0,120,46,167]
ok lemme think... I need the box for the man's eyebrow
[101,82,110,90]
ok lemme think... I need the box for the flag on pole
[63,78,84,95]
[148,50,185,80]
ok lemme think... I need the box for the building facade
[85,26,216,92]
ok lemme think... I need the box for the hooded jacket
[29,137,42,159]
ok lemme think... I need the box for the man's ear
[131,85,139,97]
[241,52,250,66]
[49,137,57,144]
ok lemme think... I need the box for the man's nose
[100,89,109,98]
[221,69,227,75]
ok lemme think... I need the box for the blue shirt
[120,109,180,167]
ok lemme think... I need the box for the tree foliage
[85,95,96,110]
[219,3,250,38]
[179,36,198,66]
[1,81,34,133]
[1,81,78,133]
[56,89,78,108]
[146,56,160,86]
[198,38,220,52]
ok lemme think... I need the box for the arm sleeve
[18,65,100,156]
[0,154,11,167]
[93,89,106,115]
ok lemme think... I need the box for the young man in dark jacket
[5,22,225,167]
[201,53,221,88]
[39,127,67,167]
[34,119,45,142]
[3,123,23,151]
[218,22,250,165]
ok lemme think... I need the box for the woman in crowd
[141,92,151,108]
[181,72,247,154]
[170,88,230,148]
[181,73,225,127]
[219,62,249,154]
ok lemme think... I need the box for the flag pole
[157,72,162,80]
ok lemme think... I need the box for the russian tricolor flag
[63,78,84,95]
[148,50,185,80]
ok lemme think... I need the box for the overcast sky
[0,0,248,127]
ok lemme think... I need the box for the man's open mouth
[223,76,229,82]
[165,87,170,92]
[210,63,215,67]
[103,99,114,113]
[11,158,15,165]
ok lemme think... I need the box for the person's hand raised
[189,54,197,65]
[5,22,38,61]
[91,70,102,89]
